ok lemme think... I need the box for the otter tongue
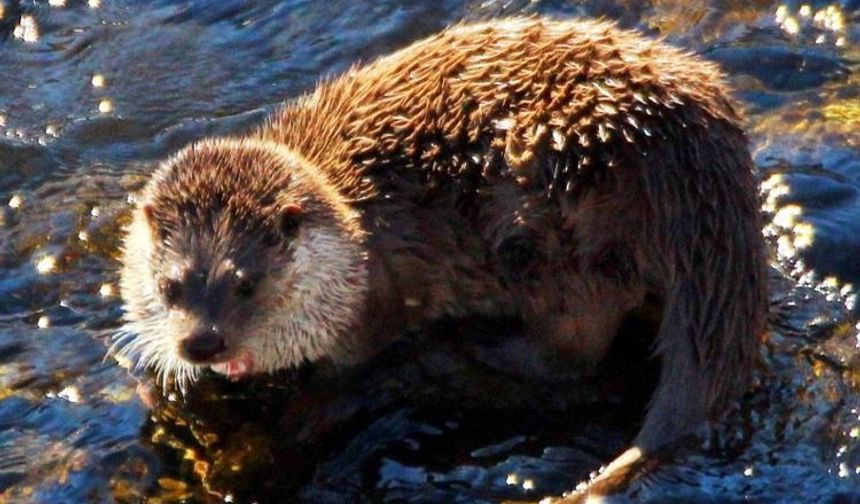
[211,354,253,378]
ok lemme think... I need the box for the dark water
[0,0,859,502]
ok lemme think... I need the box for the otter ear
[279,203,303,237]
[141,203,170,241]
[142,203,159,234]
[142,204,156,225]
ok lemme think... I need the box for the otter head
[115,139,368,391]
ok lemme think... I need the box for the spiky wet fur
[114,139,368,393]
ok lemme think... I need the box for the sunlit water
[1,0,859,502]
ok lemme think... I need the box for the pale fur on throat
[244,226,369,374]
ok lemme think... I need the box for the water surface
[1,0,860,502]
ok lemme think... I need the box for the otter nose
[179,331,226,363]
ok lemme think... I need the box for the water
[0,0,859,502]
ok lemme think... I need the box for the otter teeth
[211,353,254,379]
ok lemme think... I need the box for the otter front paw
[558,447,657,503]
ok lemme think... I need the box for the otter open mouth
[210,352,255,379]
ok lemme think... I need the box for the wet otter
[116,17,767,498]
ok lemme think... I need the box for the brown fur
[120,17,767,497]
[261,18,740,200]
[259,17,766,452]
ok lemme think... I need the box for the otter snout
[179,331,226,363]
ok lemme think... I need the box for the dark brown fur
[259,17,767,454]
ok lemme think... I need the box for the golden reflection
[776,233,801,261]
[782,15,800,35]
[192,460,209,479]
[764,174,817,260]
[646,0,708,36]
[99,382,137,403]
[823,100,860,126]
[822,276,840,289]
[761,174,790,214]
[773,204,801,229]
[99,283,114,297]
[36,255,57,274]
[854,321,860,347]
[814,5,845,32]
[157,477,192,501]
[775,5,788,23]
[754,80,860,142]
[98,99,113,114]
[775,4,848,43]
[13,14,39,43]
[792,222,815,250]
[58,385,82,403]
[91,74,106,88]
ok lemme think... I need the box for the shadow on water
[0,0,859,502]
[133,314,659,503]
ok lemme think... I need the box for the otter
[115,17,767,498]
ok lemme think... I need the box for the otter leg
[631,126,765,457]
[559,283,726,503]
[635,282,712,451]
[559,285,713,502]
[566,124,766,501]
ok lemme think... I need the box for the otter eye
[263,231,280,248]
[159,278,182,306]
[279,203,303,238]
[236,278,256,298]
